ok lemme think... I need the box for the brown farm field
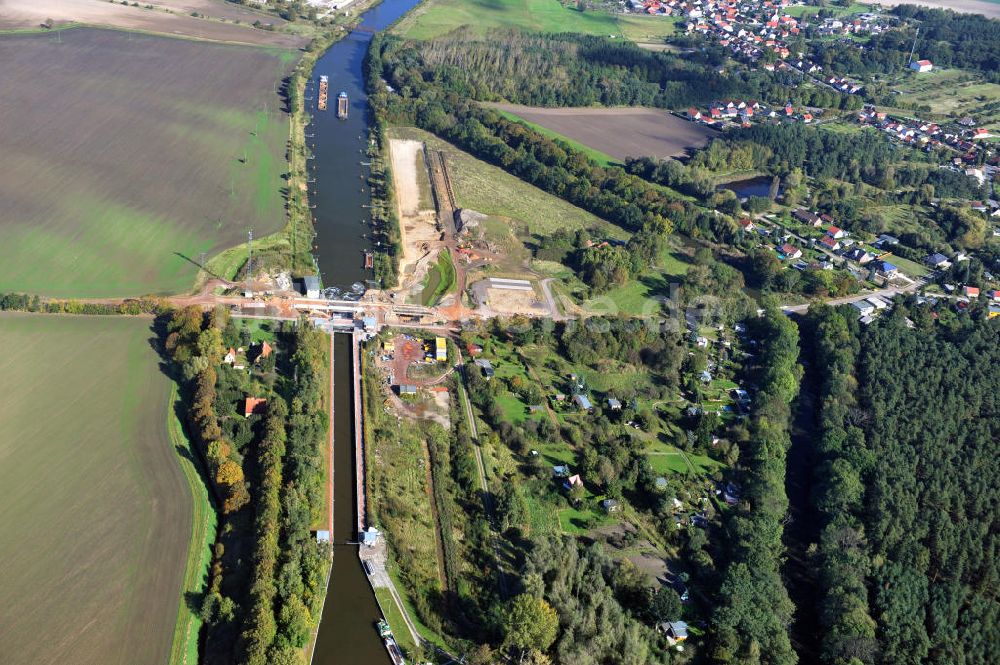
[0,0,307,47]
[0,27,297,297]
[0,313,192,665]
[491,104,717,161]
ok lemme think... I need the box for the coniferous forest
[805,306,1000,665]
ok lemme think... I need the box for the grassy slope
[0,314,192,665]
[390,126,625,240]
[167,384,218,665]
[393,0,678,41]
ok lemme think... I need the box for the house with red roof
[820,235,841,251]
[779,243,802,259]
[244,397,268,418]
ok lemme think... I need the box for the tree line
[165,306,329,665]
[708,307,800,665]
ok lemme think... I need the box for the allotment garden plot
[0,27,296,297]
[0,314,192,665]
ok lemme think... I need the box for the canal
[308,0,419,663]
[306,0,417,290]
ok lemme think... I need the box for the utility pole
[907,27,920,65]
[246,228,254,295]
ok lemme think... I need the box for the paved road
[780,278,925,314]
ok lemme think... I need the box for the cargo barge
[317,75,329,111]
[337,91,349,119]
[376,620,406,665]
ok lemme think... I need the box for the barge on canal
[337,91,349,119]
[317,75,329,111]
[376,620,406,665]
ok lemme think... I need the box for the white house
[910,59,933,73]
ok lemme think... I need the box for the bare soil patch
[491,104,717,161]
[389,138,443,294]
[0,0,305,47]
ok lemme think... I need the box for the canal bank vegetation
[364,40,403,289]
[804,305,1000,664]
[163,306,331,665]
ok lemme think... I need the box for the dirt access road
[0,0,306,47]
[491,104,717,161]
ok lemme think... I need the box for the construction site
[386,132,564,321]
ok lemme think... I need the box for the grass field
[0,314,193,665]
[891,68,1000,134]
[390,127,626,241]
[394,0,679,41]
[0,27,296,297]
[167,385,217,665]
[421,250,457,306]
[491,104,716,161]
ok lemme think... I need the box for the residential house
[867,296,890,310]
[875,261,899,278]
[793,208,822,226]
[844,247,873,265]
[657,620,689,645]
[564,474,583,491]
[820,235,841,251]
[963,286,980,298]
[779,243,802,259]
[925,252,951,269]
[607,398,623,411]
[574,394,593,411]
[852,300,876,316]
[909,59,933,73]
[253,341,273,364]
[244,397,267,417]
[601,499,621,513]
[739,218,756,232]
[552,465,570,478]
[826,226,847,239]
[474,358,495,380]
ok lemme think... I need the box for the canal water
[307,0,418,290]
[312,335,388,665]
[309,0,420,663]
